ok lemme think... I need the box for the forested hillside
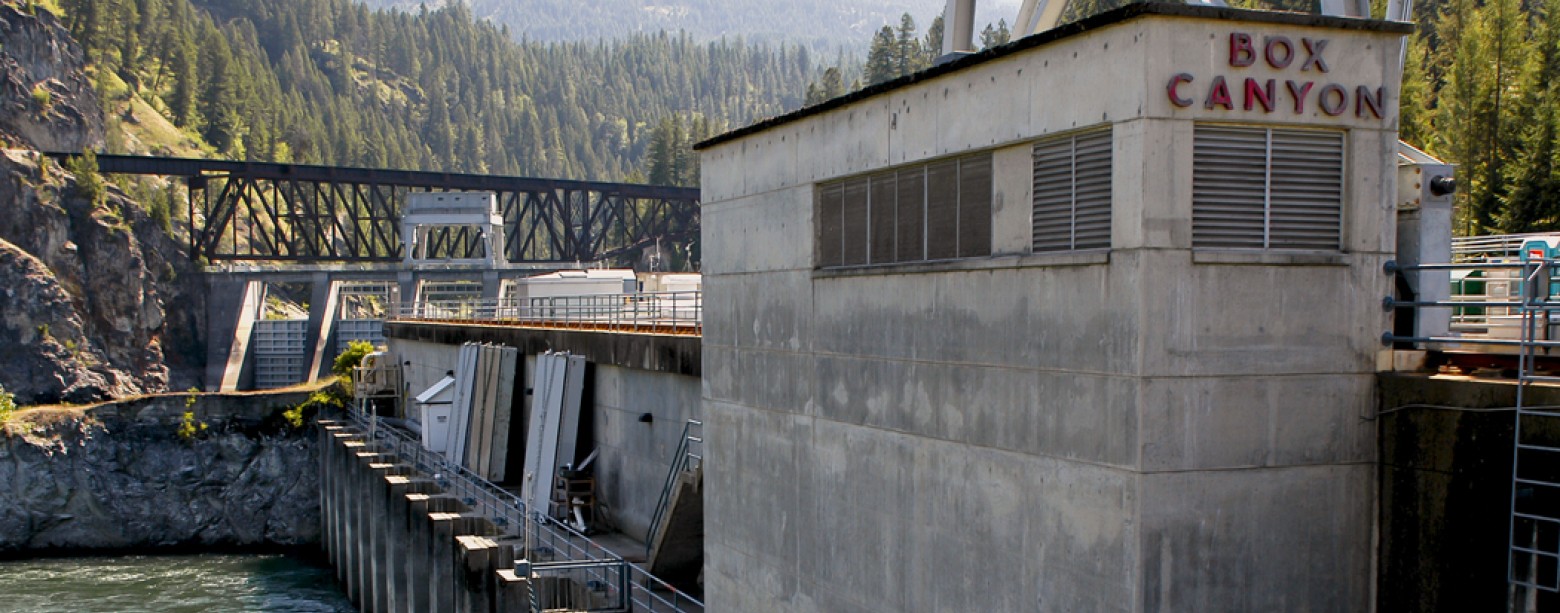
[43,0,824,185]
[353,0,1021,50]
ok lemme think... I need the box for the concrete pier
[319,419,516,613]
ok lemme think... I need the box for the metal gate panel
[253,320,308,389]
[336,319,385,353]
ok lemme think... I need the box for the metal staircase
[647,419,703,555]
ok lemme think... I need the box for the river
[0,553,353,612]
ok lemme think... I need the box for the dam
[16,3,1556,612]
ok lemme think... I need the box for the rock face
[0,150,205,404]
[0,6,206,405]
[0,389,324,552]
[0,4,103,152]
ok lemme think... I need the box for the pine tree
[923,14,945,64]
[980,19,1011,50]
[895,14,923,78]
[1499,0,1560,231]
[866,26,898,85]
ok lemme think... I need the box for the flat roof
[694,4,1414,151]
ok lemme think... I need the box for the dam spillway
[317,409,704,613]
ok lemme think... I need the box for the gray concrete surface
[697,6,1408,612]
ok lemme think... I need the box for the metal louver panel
[815,152,994,268]
[1268,129,1343,249]
[1032,138,1075,252]
[1193,124,1344,250]
[958,155,993,258]
[1072,130,1113,250]
[1032,127,1112,252]
[869,172,897,264]
[841,178,869,266]
[1193,125,1272,249]
[818,183,843,267]
[896,169,925,262]
[926,159,960,261]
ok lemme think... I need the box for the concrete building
[696,5,1411,611]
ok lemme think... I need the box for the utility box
[1396,142,1456,343]
[415,375,456,453]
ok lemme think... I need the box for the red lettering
[1286,80,1314,114]
[1244,78,1275,113]
[1168,73,1195,107]
[1356,85,1385,119]
[1229,33,1256,68]
[1301,38,1330,72]
[1205,76,1233,110]
[1318,83,1347,116]
[1264,36,1294,69]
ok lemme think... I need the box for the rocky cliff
[0,389,326,553]
[0,4,102,153]
[0,4,205,404]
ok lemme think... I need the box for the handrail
[391,290,702,335]
[646,419,703,555]
[340,405,704,612]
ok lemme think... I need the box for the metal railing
[341,403,704,612]
[646,420,703,556]
[393,290,702,335]
[1383,257,1560,600]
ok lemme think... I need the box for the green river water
[0,553,353,612]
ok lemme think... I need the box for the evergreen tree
[895,14,923,78]
[866,26,898,85]
[980,19,1011,50]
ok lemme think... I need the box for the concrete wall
[390,333,701,542]
[1376,374,1560,613]
[698,6,1408,612]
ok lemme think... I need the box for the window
[816,153,992,268]
[1192,125,1344,250]
[1032,128,1113,252]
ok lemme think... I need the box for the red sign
[1167,32,1387,120]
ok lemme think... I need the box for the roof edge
[694,4,1414,151]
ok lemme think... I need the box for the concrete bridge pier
[304,275,343,381]
[205,278,264,391]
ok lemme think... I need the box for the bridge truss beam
[49,154,701,268]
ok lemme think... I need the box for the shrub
[63,149,105,208]
[0,385,15,422]
[332,340,377,385]
[177,410,207,440]
[30,84,51,110]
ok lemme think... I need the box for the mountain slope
[356,0,1023,49]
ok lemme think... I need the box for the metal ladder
[1510,257,1560,607]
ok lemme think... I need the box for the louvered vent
[1269,129,1343,249]
[1032,127,1113,252]
[816,152,993,268]
[1192,125,1342,250]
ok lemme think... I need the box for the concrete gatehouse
[696,5,1411,611]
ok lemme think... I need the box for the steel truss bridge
[45,153,700,267]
